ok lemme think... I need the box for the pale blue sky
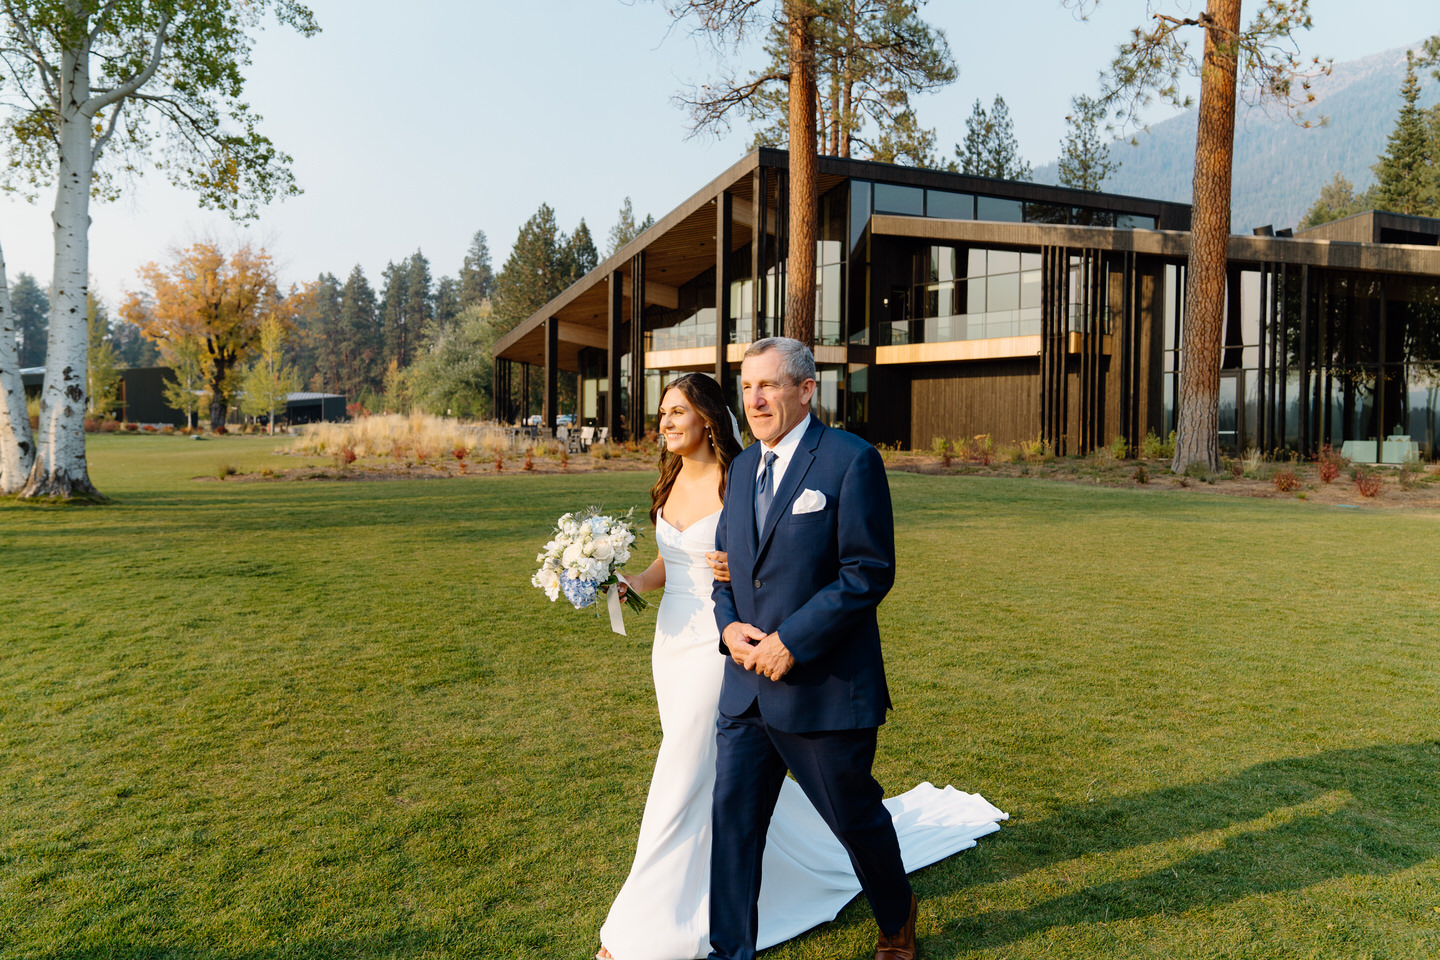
[1,0,1435,306]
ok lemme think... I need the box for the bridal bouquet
[532,506,650,630]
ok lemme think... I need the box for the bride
[597,373,1005,960]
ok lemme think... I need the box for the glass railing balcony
[879,308,1043,346]
[647,323,718,352]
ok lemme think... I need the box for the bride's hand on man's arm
[706,551,730,583]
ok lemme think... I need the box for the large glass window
[874,183,924,216]
[926,189,973,220]
[976,196,1023,222]
[881,244,1044,345]
[814,363,847,428]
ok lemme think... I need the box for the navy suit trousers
[706,701,912,960]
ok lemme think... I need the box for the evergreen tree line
[284,196,650,418]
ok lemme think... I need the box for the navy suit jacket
[712,415,895,733]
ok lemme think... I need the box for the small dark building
[119,366,187,426]
[285,392,347,424]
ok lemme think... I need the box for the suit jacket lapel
[755,416,823,560]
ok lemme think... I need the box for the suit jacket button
[753,579,762,589]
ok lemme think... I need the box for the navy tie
[755,450,777,534]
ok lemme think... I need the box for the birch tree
[159,332,204,430]
[1069,0,1327,472]
[0,1,317,500]
[0,237,36,493]
[239,312,299,433]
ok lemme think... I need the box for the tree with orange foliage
[120,242,285,431]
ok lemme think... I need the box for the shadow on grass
[940,741,1440,951]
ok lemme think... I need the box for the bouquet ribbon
[607,577,627,636]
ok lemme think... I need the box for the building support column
[1118,251,1138,452]
[1277,267,1289,450]
[1298,265,1310,455]
[1257,262,1270,451]
[542,318,559,432]
[524,362,535,423]
[607,270,624,440]
[1040,244,1068,456]
[753,165,768,340]
[492,359,502,421]
[1377,278,1388,445]
[775,167,789,335]
[628,252,646,439]
[715,191,734,400]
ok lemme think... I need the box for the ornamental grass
[293,413,494,461]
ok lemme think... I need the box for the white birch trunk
[0,236,37,494]
[22,37,102,500]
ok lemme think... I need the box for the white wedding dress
[598,508,1007,960]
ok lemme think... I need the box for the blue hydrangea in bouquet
[532,506,649,631]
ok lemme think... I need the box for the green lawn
[2,434,1438,959]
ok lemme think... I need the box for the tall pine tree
[1374,52,1435,216]
[565,220,599,284]
[953,95,1032,180]
[432,276,462,336]
[336,266,382,402]
[1057,94,1119,192]
[492,204,567,335]
[291,272,341,391]
[606,197,654,258]
[460,230,495,309]
[380,252,431,371]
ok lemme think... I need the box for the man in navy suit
[708,337,917,960]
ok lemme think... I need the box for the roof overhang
[493,148,801,372]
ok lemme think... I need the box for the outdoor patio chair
[579,426,594,451]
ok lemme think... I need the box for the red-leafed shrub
[1273,469,1300,493]
[1354,469,1382,498]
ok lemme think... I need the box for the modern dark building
[494,148,1440,462]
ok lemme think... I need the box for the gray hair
[744,336,816,385]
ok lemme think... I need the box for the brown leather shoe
[875,894,918,960]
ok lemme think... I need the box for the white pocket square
[792,489,827,514]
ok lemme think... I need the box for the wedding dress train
[598,509,1006,960]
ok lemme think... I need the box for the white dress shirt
[755,414,811,495]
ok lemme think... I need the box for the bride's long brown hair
[649,373,744,526]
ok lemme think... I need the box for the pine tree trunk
[1171,0,1240,475]
[22,39,103,501]
[785,2,818,349]
[0,236,36,494]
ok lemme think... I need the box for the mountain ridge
[1032,43,1440,232]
